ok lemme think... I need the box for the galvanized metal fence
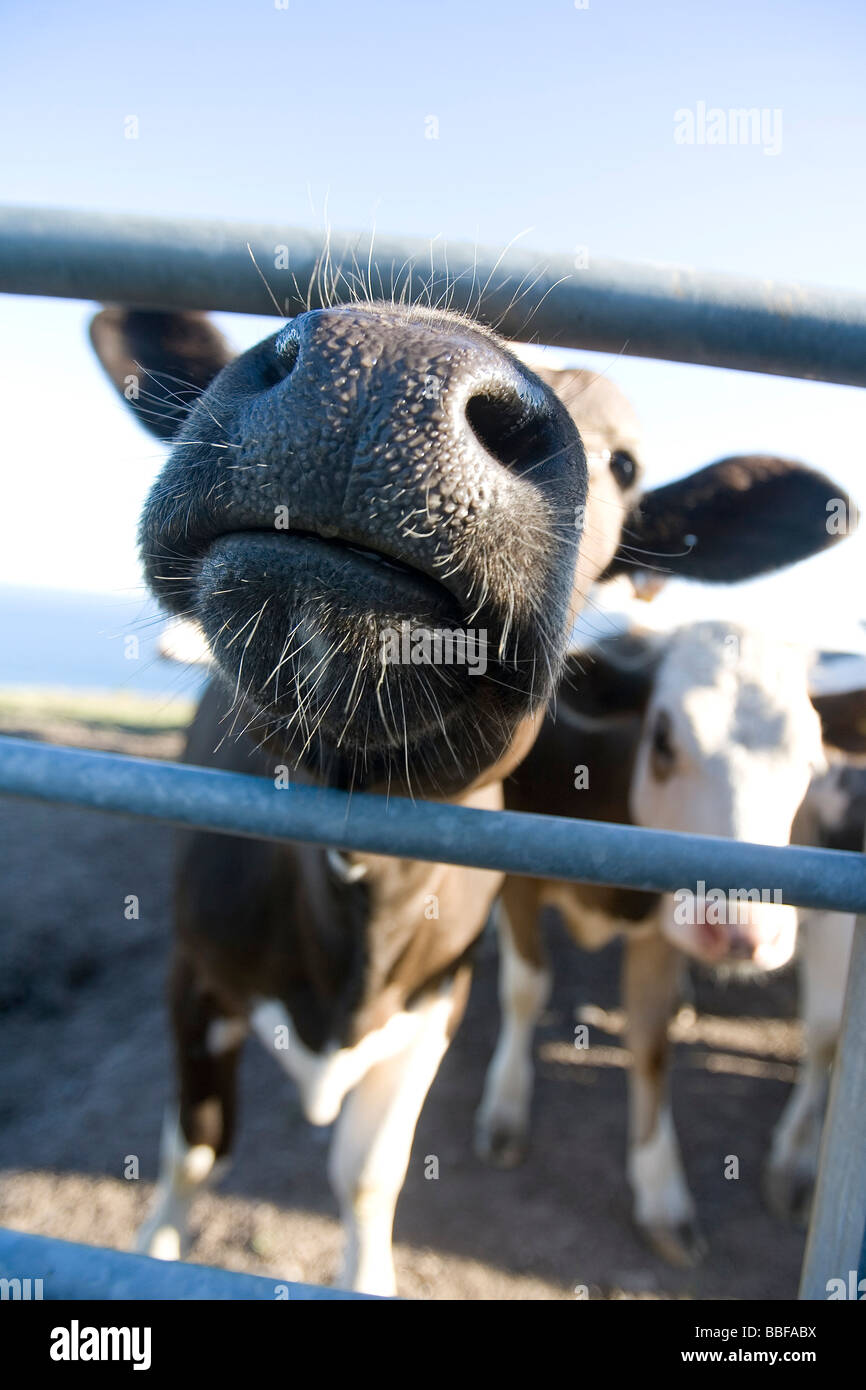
[0,205,864,1302]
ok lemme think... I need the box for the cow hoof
[134,1220,187,1261]
[474,1117,529,1168]
[639,1218,707,1268]
[763,1161,814,1225]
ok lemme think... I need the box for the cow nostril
[258,323,301,388]
[465,388,562,474]
[275,323,301,366]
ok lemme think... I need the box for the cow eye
[650,709,676,779]
[610,450,638,490]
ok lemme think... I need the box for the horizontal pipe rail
[1,736,865,914]
[2,205,866,385]
[0,1228,375,1300]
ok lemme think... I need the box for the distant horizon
[2,581,865,708]
[0,584,205,697]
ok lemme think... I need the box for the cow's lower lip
[199,529,461,618]
[189,529,497,765]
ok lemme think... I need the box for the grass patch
[0,687,195,734]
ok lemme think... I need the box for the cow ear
[604,455,858,583]
[560,631,663,720]
[810,686,866,753]
[89,308,234,440]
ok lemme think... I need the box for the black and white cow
[477,621,861,1266]
[90,304,851,1293]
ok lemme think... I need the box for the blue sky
[2,0,865,648]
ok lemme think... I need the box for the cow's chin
[193,533,532,794]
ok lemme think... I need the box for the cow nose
[273,308,565,477]
[216,305,586,624]
[727,904,798,971]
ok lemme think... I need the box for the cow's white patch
[134,1110,223,1261]
[632,623,822,832]
[328,987,456,1295]
[476,914,550,1155]
[147,1225,183,1261]
[326,848,368,883]
[250,993,446,1126]
[769,910,854,1191]
[205,1017,248,1056]
[628,1106,694,1226]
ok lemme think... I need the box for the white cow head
[628,623,825,969]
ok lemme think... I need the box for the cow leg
[475,881,550,1167]
[135,951,246,1260]
[327,976,466,1297]
[765,911,854,1222]
[623,929,703,1266]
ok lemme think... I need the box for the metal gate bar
[2,205,866,385]
[1,735,865,913]
[0,1228,376,1300]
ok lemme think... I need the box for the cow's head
[91,306,853,795]
[630,624,821,969]
[583,622,865,971]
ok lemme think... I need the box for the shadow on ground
[0,723,807,1299]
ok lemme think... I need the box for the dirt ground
[0,718,810,1300]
